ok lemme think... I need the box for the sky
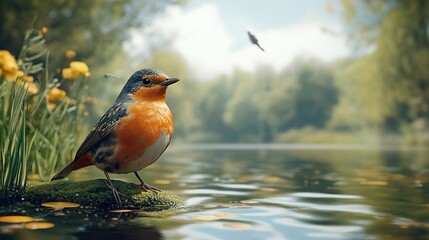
[124,0,350,80]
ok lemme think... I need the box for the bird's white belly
[116,131,171,174]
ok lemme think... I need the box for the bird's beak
[158,77,179,86]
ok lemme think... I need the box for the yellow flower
[20,81,39,95]
[41,27,48,34]
[47,87,66,101]
[62,61,90,80]
[66,50,76,59]
[0,51,19,81]
[62,68,80,80]
[48,102,57,110]
[70,61,90,77]
[24,75,34,82]
[0,50,14,65]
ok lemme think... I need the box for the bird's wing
[73,103,127,161]
[51,102,129,181]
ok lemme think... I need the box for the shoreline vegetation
[0,28,90,193]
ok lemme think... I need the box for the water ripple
[289,192,363,199]
[260,195,373,215]
[183,189,248,196]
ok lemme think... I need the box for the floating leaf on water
[262,176,284,183]
[261,187,277,192]
[24,222,55,230]
[154,179,171,185]
[0,216,34,223]
[223,222,253,230]
[240,200,259,204]
[41,202,80,209]
[191,215,221,221]
[360,180,388,186]
[226,204,249,209]
[211,194,226,198]
[110,209,134,213]
[203,204,220,209]
[214,212,240,218]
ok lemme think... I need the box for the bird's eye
[142,78,152,86]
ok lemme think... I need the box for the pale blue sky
[125,0,349,80]
[186,0,337,49]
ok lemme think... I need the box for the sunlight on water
[1,144,429,239]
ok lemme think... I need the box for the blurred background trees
[334,0,429,137]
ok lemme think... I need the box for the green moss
[0,186,25,205]
[23,179,184,210]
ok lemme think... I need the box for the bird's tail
[51,162,76,181]
[51,154,92,181]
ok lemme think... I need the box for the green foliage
[337,0,429,133]
[265,61,338,132]
[275,127,356,144]
[0,81,33,189]
[224,69,266,142]
[195,75,236,142]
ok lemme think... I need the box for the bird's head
[119,69,179,102]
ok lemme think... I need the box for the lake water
[1,144,429,240]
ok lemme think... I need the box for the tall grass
[0,81,35,188]
[0,28,90,193]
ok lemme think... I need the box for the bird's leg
[104,171,122,206]
[134,172,160,192]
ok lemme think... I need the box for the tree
[338,0,429,132]
[265,61,338,135]
[223,69,265,142]
[0,0,179,72]
[195,76,235,142]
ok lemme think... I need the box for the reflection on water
[1,144,429,240]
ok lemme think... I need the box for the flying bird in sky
[247,31,264,52]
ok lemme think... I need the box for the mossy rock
[23,179,184,210]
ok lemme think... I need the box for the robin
[51,69,179,205]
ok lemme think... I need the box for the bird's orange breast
[115,101,173,164]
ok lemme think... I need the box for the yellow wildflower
[16,71,35,83]
[24,75,34,82]
[47,87,66,101]
[62,68,80,80]
[48,102,57,110]
[41,27,48,34]
[20,81,39,95]
[70,61,90,77]
[0,51,19,81]
[0,50,14,65]
[62,61,90,80]
[66,50,76,59]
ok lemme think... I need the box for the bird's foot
[104,179,123,206]
[138,182,161,193]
